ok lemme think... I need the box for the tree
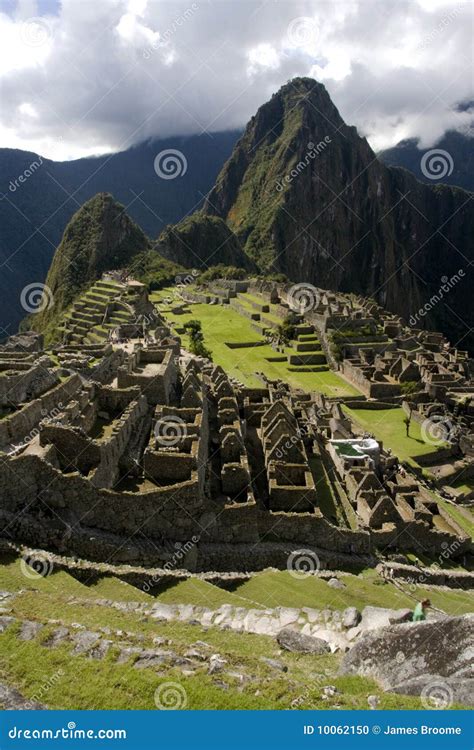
[403,414,411,437]
[183,319,212,359]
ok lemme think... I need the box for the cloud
[0,0,471,159]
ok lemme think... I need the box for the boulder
[43,627,70,648]
[71,630,101,655]
[208,654,227,674]
[276,628,330,654]
[388,609,412,625]
[0,616,15,633]
[339,614,474,707]
[18,620,43,641]
[327,578,345,590]
[359,606,412,631]
[342,607,361,629]
[260,657,288,672]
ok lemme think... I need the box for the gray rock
[184,648,207,661]
[0,616,15,633]
[153,636,170,646]
[260,657,288,672]
[133,655,168,670]
[390,675,474,708]
[43,627,70,648]
[388,609,412,625]
[339,614,474,708]
[89,639,113,660]
[327,578,345,590]
[346,626,362,641]
[342,607,361,629]
[0,682,45,710]
[208,654,227,674]
[360,606,410,631]
[116,646,143,664]
[71,630,101,655]
[367,694,380,710]
[276,628,330,654]
[18,620,43,641]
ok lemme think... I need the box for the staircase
[59,280,138,345]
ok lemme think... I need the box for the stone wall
[0,374,82,449]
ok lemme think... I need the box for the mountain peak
[203,80,473,349]
[31,192,149,335]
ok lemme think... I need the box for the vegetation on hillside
[156,214,250,271]
[26,193,150,340]
[133,249,184,291]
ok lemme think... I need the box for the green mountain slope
[28,193,150,338]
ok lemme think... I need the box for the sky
[0,0,472,161]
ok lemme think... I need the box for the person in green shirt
[412,599,431,621]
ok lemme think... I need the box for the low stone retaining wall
[344,400,399,410]
[225,341,266,349]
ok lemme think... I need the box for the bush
[197,265,247,284]
[400,380,421,396]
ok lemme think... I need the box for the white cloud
[0,0,471,159]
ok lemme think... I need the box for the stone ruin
[0,277,471,573]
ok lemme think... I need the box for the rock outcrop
[29,193,150,338]
[156,214,251,271]
[276,627,330,654]
[339,614,474,707]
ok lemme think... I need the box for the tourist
[412,598,431,621]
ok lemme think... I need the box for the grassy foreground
[4,559,469,711]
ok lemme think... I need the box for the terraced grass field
[154,297,359,397]
[343,406,446,466]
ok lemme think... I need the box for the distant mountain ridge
[0,131,240,334]
[379,130,474,192]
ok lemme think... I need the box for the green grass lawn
[343,406,445,466]
[435,497,474,540]
[232,570,473,615]
[451,477,474,494]
[157,301,359,397]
